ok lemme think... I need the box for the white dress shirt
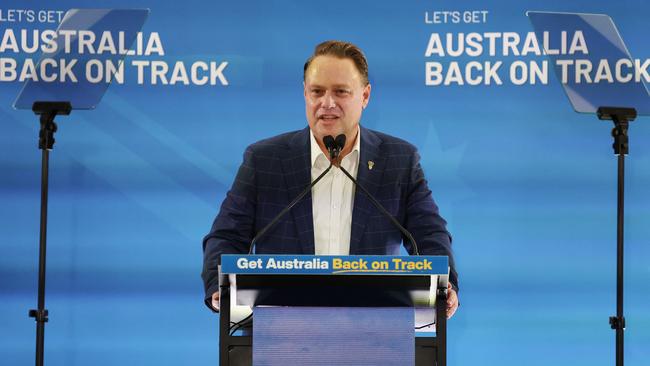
[310,128,361,255]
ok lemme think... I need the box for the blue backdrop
[1,0,649,365]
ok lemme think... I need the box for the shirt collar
[310,126,361,168]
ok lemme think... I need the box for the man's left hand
[446,283,459,319]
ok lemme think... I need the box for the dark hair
[303,40,369,85]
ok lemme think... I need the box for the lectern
[218,255,450,366]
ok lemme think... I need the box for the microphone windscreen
[335,134,346,150]
[323,135,336,150]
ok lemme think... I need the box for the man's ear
[362,83,371,109]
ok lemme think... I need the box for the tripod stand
[28,101,72,366]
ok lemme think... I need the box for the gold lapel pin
[368,160,374,170]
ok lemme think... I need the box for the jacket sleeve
[403,149,459,293]
[201,146,257,310]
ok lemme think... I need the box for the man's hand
[447,283,459,319]
[211,291,220,312]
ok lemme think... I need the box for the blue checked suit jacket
[202,126,458,305]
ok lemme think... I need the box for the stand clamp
[28,309,49,323]
[38,116,58,151]
[609,316,626,330]
[33,101,72,151]
[597,106,636,155]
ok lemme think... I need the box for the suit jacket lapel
[280,127,315,254]
[350,127,385,254]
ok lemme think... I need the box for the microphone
[334,134,346,153]
[248,136,337,254]
[332,134,421,256]
[323,135,343,161]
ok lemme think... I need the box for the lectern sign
[221,254,450,365]
[221,255,449,276]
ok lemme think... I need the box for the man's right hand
[211,291,220,312]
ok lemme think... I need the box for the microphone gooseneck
[248,136,335,254]
[249,132,419,256]
[337,147,421,256]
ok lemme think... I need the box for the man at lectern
[202,40,459,318]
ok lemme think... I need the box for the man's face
[304,55,371,147]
